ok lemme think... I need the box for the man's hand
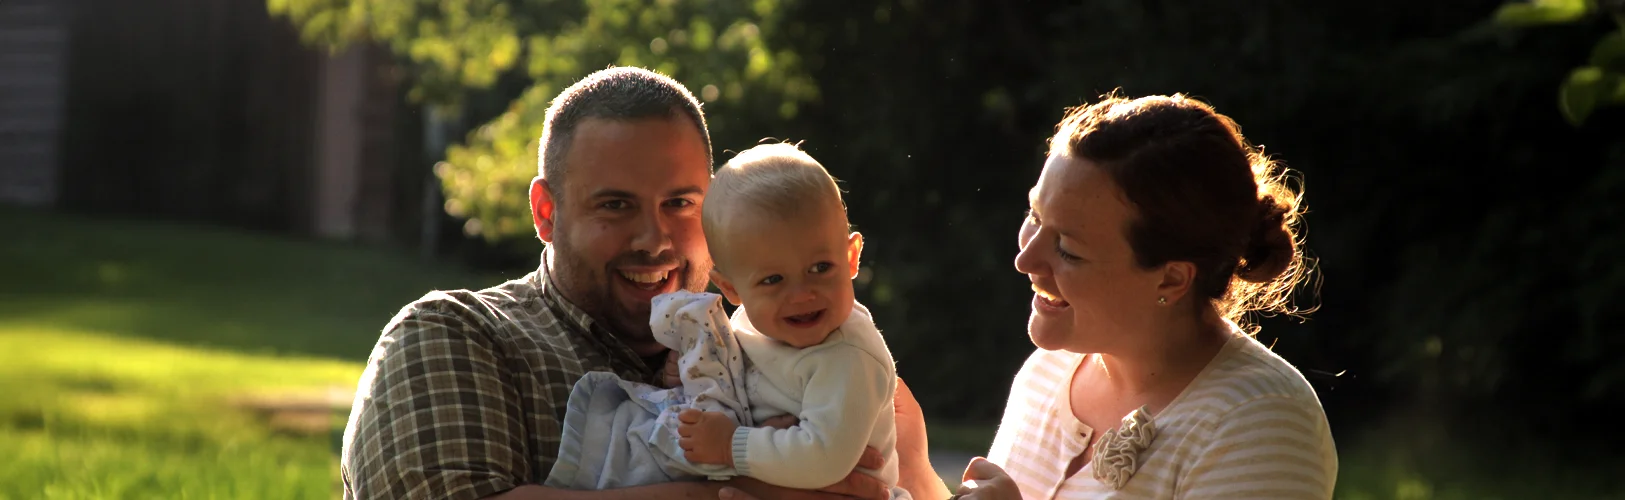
[759,413,798,429]
[678,409,738,466]
[717,461,892,500]
[750,413,890,499]
[661,349,682,388]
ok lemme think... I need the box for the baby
[544,142,905,499]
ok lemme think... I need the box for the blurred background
[2,0,1623,498]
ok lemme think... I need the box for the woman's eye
[1056,239,1082,262]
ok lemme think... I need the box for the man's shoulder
[379,272,559,348]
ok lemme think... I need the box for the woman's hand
[953,458,1020,500]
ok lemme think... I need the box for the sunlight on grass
[0,209,499,499]
[0,324,361,499]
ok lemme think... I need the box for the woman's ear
[710,269,742,306]
[1156,260,1197,306]
[846,232,865,279]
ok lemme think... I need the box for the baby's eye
[758,275,783,286]
[808,262,833,274]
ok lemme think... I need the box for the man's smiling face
[539,115,714,355]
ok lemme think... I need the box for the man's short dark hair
[538,67,713,199]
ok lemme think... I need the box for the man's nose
[630,209,674,256]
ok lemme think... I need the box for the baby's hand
[677,408,738,466]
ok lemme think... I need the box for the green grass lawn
[0,208,495,499]
[2,208,1621,499]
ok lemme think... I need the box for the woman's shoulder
[1180,331,1328,419]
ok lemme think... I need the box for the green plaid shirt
[341,250,662,499]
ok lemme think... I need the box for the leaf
[1493,0,1593,26]
[1559,66,1605,126]
[1590,30,1625,72]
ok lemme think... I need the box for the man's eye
[600,200,630,210]
[665,198,696,208]
[808,262,833,274]
[758,275,783,286]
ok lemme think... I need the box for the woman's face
[1015,154,1165,354]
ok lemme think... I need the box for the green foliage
[264,0,1625,431]
[267,0,541,103]
[1561,29,1625,124]
[1491,0,1625,125]
[1592,29,1625,70]
[441,0,817,241]
[1493,0,1592,25]
[268,0,820,242]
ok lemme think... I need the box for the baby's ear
[710,269,742,306]
[846,232,864,279]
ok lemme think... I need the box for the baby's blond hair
[702,142,847,269]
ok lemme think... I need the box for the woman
[901,93,1337,500]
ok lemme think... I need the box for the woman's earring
[1157,297,1167,305]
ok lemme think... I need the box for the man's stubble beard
[547,234,713,353]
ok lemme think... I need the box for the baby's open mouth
[784,310,825,326]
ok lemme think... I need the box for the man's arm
[343,298,532,500]
[487,477,864,500]
[487,483,720,500]
[893,378,952,500]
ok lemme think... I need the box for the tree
[1493,0,1625,125]
[267,0,818,241]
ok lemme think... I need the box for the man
[340,67,919,500]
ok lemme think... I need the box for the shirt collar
[533,246,658,377]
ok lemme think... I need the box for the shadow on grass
[0,208,502,361]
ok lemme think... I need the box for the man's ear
[710,269,742,306]
[846,232,865,279]
[1155,260,1197,307]
[531,177,556,243]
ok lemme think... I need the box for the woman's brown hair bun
[1237,195,1295,283]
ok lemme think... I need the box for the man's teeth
[620,270,669,284]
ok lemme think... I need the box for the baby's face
[713,205,861,348]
